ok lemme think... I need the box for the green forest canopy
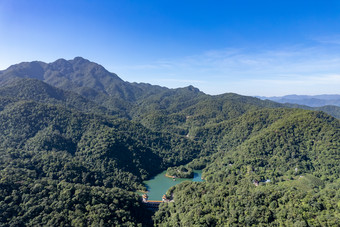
[0,58,339,226]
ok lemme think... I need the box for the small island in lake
[166,165,194,178]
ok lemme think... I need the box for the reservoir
[142,170,203,200]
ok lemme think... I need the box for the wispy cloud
[159,78,207,84]
[313,34,340,45]
[116,44,340,96]
[250,74,340,86]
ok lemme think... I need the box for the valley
[0,58,339,226]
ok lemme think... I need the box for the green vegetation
[0,99,205,189]
[166,166,194,178]
[154,108,340,226]
[0,98,204,226]
[0,78,125,117]
[0,58,339,226]
[0,177,152,226]
[154,180,339,226]
[202,109,340,183]
[284,103,340,119]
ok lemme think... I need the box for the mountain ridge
[0,57,339,226]
[0,57,150,101]
[1,57,339,121]
[258,94,340,107]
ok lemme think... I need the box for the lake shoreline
[141,170,203,201]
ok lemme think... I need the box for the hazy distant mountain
[258,94,340,107]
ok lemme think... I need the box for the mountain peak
[71,56,91,64]
[186,85,200,92]
[50,57,95,68]
[0,57,140,100]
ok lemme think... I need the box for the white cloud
[114,44,340,96]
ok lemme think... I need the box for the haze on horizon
[1,0,340,96]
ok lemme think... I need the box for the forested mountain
[0,98,205,187]
[0,58,339,226]
[256,95,340,118]
[155,178,339,226]
[0,78,124,116]
[1,57,338,119]
[0,98,204,226]
[284,103,340,119]
[154,109,340,226]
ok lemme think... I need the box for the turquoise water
[142,170,203,200]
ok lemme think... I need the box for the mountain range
[1,57,339,120]
[0,57,339,226]
[258,94,340,107]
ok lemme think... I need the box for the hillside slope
[0,58,339,226]
[0,78,125,116]
[0,99,204,187]
[0,57,167,102]
[154,108,340,226]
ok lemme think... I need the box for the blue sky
[1,0,340,96]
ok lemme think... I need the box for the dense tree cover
[136,91,285,136]
[0,176,151,226]
[0,78,125,117]
[190,108,291,151]
[0,99,205,189]
[0,98,205,225]
[203,110,340,184]
[166,165,194,178]
[284,103,340,119]
[313,105,340,119]
[154,179,340,226]
[0,58,339,226]
[154,109,340,226]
